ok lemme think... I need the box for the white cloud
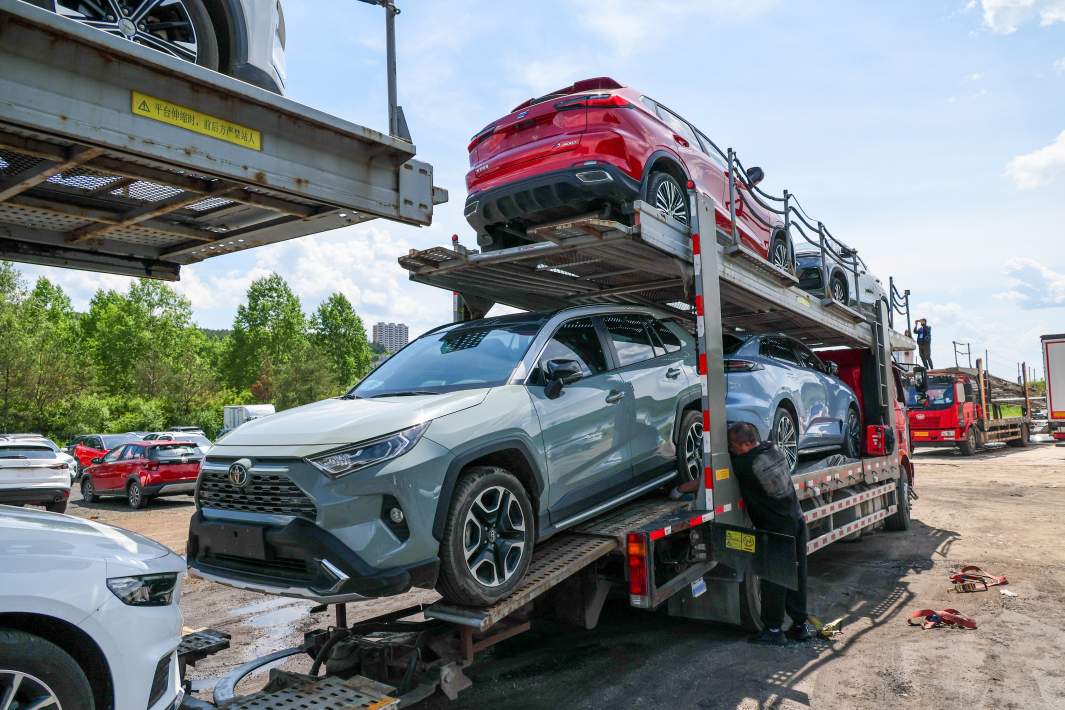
[1005,129,1065,188]
[966,72,984,81]
[995,258,1065,309]
[1055,57,1065,74]
[569,0,779,55]
[971,0,1065,33]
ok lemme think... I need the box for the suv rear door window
[533,317,607,383]
[654,105,698,146]
[604,315,657,367]
[652,321,682,354]
[760,337,799,364]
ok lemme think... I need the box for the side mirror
[544,358,583,399]
[91,457,103,464]
[826,361,840,377]
[913,366,928,393]
[745,166,765,186]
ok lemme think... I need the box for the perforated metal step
[222,675,398,710]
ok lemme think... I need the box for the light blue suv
[188,306,702,606]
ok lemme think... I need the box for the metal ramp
[400,197,916,351]
[0,0,445,279]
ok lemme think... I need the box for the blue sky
[18,0,1065,380]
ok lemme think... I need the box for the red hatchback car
[464,77,792,269]
[80,440,203,509]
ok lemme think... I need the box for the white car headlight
[306,423,429,478]
[107,573,178,606]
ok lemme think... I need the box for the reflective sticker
[716,467,730,481]
[691,577,707,598]
[725,530,756,554]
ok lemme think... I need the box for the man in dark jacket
[727,422,815,645]
[914,319,932,369]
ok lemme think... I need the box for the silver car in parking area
[724,332,862,472]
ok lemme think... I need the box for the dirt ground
[67,442,1065,708]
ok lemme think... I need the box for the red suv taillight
[467,124,496,152]
[555,93,632,111]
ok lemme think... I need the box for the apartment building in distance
[373,322,409,353]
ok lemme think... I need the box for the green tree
[0,263,28,430]
[310,293,373,387]
[225,274,307,392]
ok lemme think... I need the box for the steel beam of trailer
[0,0,446,279]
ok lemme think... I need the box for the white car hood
[0,506,173,564]
[216,389,490,447]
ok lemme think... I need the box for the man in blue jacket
[915,319,932,369]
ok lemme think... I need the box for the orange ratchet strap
[949,565,1008,593]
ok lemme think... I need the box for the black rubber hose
[309,628,351,677]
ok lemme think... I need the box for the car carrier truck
[0,2,921,706]
[1044,334,1065,441]
[908,361,1033,454]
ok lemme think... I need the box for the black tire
[829,272,849,304]
[437,466,535,606]
[842,406,862,459]
[771,407,799,474]
[885,469,912,531]
[1006,424,1029,448]
[0,629,95,710]
[678,409,703,483]
[46,499,69,514]
[958,427,978,456]
[769,233,794,273]
[80,475,99,503]
[647,171,689,227]
[738,572,764,632]
[58,0,219,70]
[127,479,149,509]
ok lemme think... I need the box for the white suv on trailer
[0,506,187,709]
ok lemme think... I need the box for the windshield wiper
[368,390,440,398]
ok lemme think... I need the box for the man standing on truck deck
[727,422,815,645]
[915,319,933,369]
[670,423,815,644]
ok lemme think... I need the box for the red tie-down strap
[907,608,977,630]
[949,565,1008,592]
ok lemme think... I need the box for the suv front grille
[197,466,318,521]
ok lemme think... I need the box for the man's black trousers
[759,518,808,630]
[919,342,933,369]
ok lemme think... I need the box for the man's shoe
[748,629,787,646]
[786,621,817,642]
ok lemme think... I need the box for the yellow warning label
[725,530,756,554]
[715,467,730,481]
[796,295,811,307]
[131,91,261,151]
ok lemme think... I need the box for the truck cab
[908,371,982,453]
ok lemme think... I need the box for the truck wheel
[437,466,535,606]
[648,171,689,227]
[1006,424,1030,448]
[0,629,95,710]
[678,409,703,482]
[771,407,799,474]
[885,471,911,531]
[127,480,149,509]
[842,406,862,459]
[738,572,764,632]
[958,427,977,456]
[80,476,99,503]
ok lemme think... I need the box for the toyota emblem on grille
[228,459,252,487]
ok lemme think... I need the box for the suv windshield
[352,318,546,397]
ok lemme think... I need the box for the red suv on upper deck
[464,77,793,270]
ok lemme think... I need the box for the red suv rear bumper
[464,163,641,243]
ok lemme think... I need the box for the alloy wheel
[832,278,847,303]
[771,241,790,269]
[654,178,688,225]
[684,420,704,481]
[847,409,861,451]
[81,478,93,499]
[128,483,142,507]
[57,0,200,62]
[775,413,798,471]
[0,670,62,710]
[462,486,527,588]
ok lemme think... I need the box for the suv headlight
[107,573,178,606]
[306,423,429,478]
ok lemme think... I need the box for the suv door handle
[605,390,625,404]
[666,367,682,379]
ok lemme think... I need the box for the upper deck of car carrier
[0,0,445,280]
